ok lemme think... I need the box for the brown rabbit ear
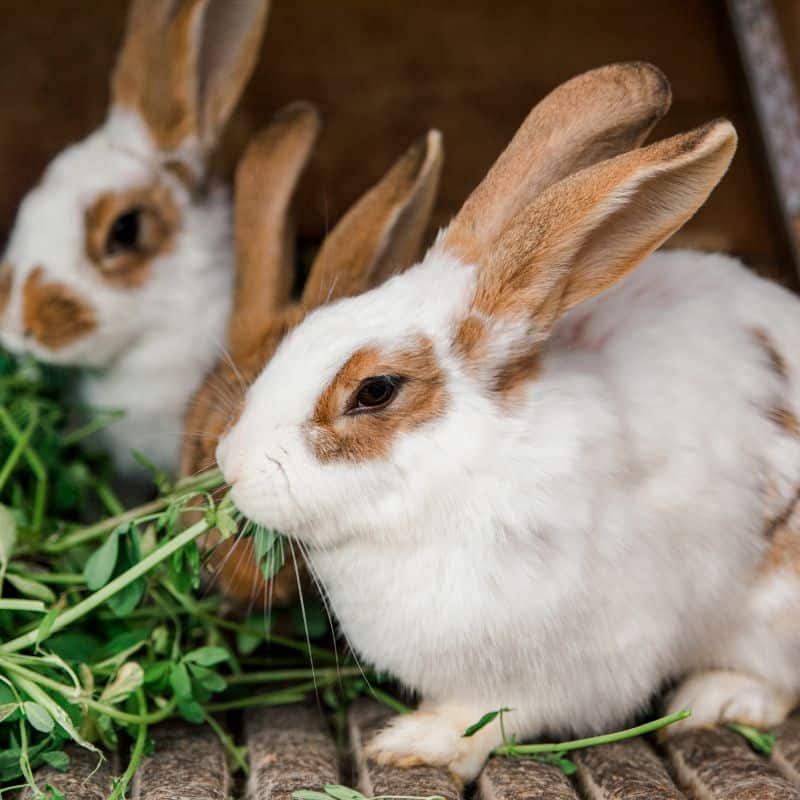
[456,120,737,389]
[301,130,443,310]
[229,103,320,358]
[443,62,671,264]
[112,0,269,157]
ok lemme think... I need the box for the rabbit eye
[350,375,400,413]
[106,208,142,255]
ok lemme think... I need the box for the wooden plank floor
[16,703,800,799]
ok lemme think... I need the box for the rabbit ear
[111,0,269,159]
[454,120,737,391]
[301,130,443,310]
[443,62,671,264]
[229,103,320,358]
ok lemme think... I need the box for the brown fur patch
[162,159,198,193]
[0,263,13,314]
[307,337,447,462]
[23,267,97,349]
[84,182,180,288]
[762,527,800,575]
[768,406,800,437]
[752,326,788,380]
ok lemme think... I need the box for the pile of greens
[0,355,377,799]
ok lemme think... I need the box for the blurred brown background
[1,1,799,284]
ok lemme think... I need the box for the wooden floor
[19,701,800,799]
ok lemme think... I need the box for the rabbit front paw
[365,706,500,783]
[664,670,795,734]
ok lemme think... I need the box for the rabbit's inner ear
[84,182,180,288]
[23,267,97,351]
[0,263,13,315]
[305,337,447,463]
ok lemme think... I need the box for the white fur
[220,246,800,779]
[1,110,232,474]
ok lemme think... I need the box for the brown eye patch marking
[307,336,447,463]
[23,267,97,350]
[0,263,13,314]
[85,182,180,289]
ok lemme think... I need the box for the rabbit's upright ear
[444,62,671,264]
[301,130,443,310]
[453,120,737,390]
[112,0,269,160]
[229,103,320,358]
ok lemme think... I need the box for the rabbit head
[0,0,269,368]
[216,63,736,548]
[182,103,443,603]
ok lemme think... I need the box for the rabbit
[181,102,444,606]
[215,60,800,782]
[0,0,269,476]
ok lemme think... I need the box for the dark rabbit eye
[352,376,400,412]
[106,208,142,255]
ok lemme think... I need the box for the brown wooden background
[0,1,796,284]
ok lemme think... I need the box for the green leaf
[0,702,18,723]
[105,576,145,617]
[236,628,262,655]
[177,699,204,724]
[100,662,144,704]
[187,664,227,694]
[24,701,55,733]
[170,662,193,699]
[463,707,512,737]
[0,503,17,570]
[322,785,368,800]
[183,646,230,667]
[41,751,70,772]
[534,752,577,775]
[216,508,238,538]
[83,529,120,590]
[728,723,776,756]
[5,573,56,603]
[292,792,332,800]
[44,784,66,800]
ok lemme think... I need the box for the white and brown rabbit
[0,0,269,476]
[182,102,443,605]
[217,62,800,780]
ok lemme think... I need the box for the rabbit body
[0,0,268,476]
[219,66,799,778]
[305,248,799,735]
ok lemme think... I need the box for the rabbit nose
[216,433,243,485]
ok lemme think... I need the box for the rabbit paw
[664,670,795,734]
[365,707,498,783]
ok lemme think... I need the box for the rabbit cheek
[22,267,96,350]
[84,183,180,289]
[306,337,447,463]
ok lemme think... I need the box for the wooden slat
[348,699,462,800]
[774,715,800,784]
[478,756,579,800]
[19,745,115,800]
[666,727,800,799]
[246,704,339,800]
[574,738,685,799]
[131,721,229,800]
